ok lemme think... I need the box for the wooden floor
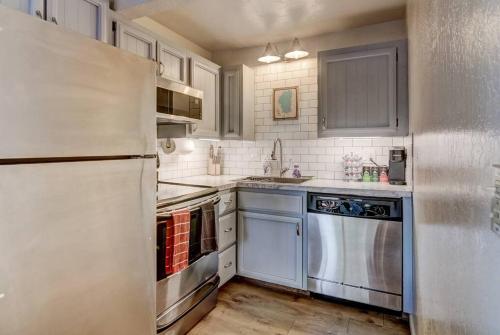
[188,279,410,335]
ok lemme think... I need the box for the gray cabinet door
[318,40,408,137]
[238,211,303,289]
[115,21,156,60]
[221,64,255,140]
[157,41,187,84]
[0,0,43,16]
[222,67,241,139]
[189,58,220,138]
[46,0,108,42]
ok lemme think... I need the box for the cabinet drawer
[218,245,236,287]
[238,191,303,215]
[218,212,236,251]
[219,191,236,216]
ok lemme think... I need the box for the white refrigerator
[0,7,157,335]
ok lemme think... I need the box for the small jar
[292,164,302,178]
[379,166,389,183]
[371,166,380,182]
[362,165,372,182]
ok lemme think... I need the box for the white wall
[407,0,500,334]
[212,19,406,67]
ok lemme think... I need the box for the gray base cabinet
[237,211,303,289]
[318,40,408,137]
[217,191,237,287]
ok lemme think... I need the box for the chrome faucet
[271,138,289,177]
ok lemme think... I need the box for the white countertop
[163,175,413,198]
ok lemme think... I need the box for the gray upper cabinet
[189,56,221,138]
[46,0,108,42]
[157,41,187,84]
[318,40,408,137]
[222,64,255,140]
[237,211,303,289]
[115,21,156,60]
[0,0,43,16]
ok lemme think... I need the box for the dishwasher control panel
[307,193,402,220]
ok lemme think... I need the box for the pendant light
[284,38,309,60]
[257,42,281,63]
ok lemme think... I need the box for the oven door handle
[157,195,221,218]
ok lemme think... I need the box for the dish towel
[163,218,174,276]
[200,202,218,253]
[171,209,191,273]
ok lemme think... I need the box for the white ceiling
[148,0,406,51]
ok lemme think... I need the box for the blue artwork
[274,87,298,119]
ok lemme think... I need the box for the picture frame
[273,86,299,120]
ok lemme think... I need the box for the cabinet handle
[224,199,233,205]
[224,261,232,269]
[35,10,43,19]
[159,61,164,75]
[321,116,327,130]
[224,227,233,233]
[51,17,58,25]
[296,223,300,236]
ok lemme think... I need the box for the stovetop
[157,181,218,207]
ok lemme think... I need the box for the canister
[370,166,380,182]
[379,166,389,183]
[362,165,372,182]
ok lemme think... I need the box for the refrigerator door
[0,7,156,159]
[0,158,156,335]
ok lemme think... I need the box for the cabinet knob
[224,227,233,233]
[35,10,43,19]
[224,261,232,269]
[51,17,58,25]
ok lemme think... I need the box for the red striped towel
[164,218,174,275]
[171,209,190,273]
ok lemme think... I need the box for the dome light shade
[257,42,281,63]
[284,38,309,59]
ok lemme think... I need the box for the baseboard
[409,314,417,335]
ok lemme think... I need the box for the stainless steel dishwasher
[307,193,403,311]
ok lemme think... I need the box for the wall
[157,139,210,180]
[407,1,500,334]
[212,19,406,67]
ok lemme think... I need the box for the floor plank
[188,279,410,335]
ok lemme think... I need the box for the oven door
[157,78,203,124]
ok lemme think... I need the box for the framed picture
[273,86,298,120]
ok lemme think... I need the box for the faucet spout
[271,138,288,177]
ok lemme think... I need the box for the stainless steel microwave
[156,77,203,124]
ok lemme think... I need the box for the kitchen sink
[241,176,313,184]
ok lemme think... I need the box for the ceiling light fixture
[284,37,309,60]
[257,42,281,63]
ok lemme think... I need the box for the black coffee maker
[389,147,407,185]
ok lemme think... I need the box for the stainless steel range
[307,193,403,311]
[156,182,220,334]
